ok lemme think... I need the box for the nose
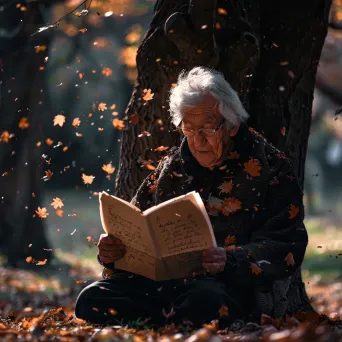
[193,132,206,146]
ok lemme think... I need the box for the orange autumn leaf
[285,252,295,266]
[102,67,112,77]
[18,117,29,129]
[45,138,54,146]
[145,163,156,171]
[79,27,87,33]
[218,8,228,15]
[35,45,47,53]
[244,158,262,177]
[218,305,229,317]
[218,180,233,194]
[142,88,154,101]
[102,164,115,174]
[281,126,286,136]
[72,117,81,127]
[26,256,33,263]
[154,146,169,152]
[53,114,66,127]
[82,173,94,185]
[36,259,47,266]
[98,102,107,111]
[222,197,242,216]
[51,197,64,210]
[225,235,236,246]
[227,151,240,160]
[44,170,53,180]
[86,236,92,242]
[250,262,262,275]
[113,118,125,130]
[289,205,299,219]
[0,131,10,143]
[56,209,64,217]
[36,207,49,219]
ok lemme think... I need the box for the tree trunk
[116,0,331,315]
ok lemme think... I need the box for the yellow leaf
[36,207,49,219]
[51,197,64,209]
[102,164,115,174]
[142,88,154,101]
[53,114,66,127]
[82,173,94,185]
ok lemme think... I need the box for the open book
[99,191,217,281]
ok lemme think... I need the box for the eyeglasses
[175,120,226,138]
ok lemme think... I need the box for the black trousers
[75,274,252,329]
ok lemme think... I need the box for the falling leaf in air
[26,256,33,263]
[285,252,295,266]
[129,113,140,125]
[46,138,54,146]
[102,164,115,174]
[82,173,94,185]
[72,117,81,127]
[79,27,87,33]
[218,180,233,194]
[222,197,242,216]
[18,117,29,129]
[56,209,64,217]
[0,131,10,143]
[36,207,49,219]
[86,236,92,242]
[289,205,299,219]
[281,126,286,136]
[51,197,64,210]
[113,119,125,130]
[35,45,47,53]
[36,259,47,266]
[102,67,112,77]
[53,114,66,127]
[218,305,229,317]
[155,146,169,152]
[250,262,262,275]
[225,235,236,246]
[44,170,53,180]
[227,151,240,160]
[244,158,262,177]
[142,89,154,101]
[98,102,107,111]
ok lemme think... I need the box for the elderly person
[75,67,308,329]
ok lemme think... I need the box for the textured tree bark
[115,0,332,315]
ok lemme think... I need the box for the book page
[115,245,157,280]
[145,192,216,257]
[160,251,205,279]
[99,192,155,256]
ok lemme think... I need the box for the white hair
[168,67,249,128]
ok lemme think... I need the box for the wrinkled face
[181,95,239,169]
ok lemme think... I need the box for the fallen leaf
[102,164,115,174]
[82,173,94,185]
[113,119,125,130]
[53,115,66,127]
[72,117,81,127]
[289,205,299,219]
[244,158,262,177]
[285,252,295,266]
[218,180,233,194]
[250,262,262,275]
[142,88,154,101]
[218,305,229,317]
[222,197,242,216]
[51,197,64,210]
[98,102,107,111]
[36,207,49,219]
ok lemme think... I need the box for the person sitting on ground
[75,66,308,329]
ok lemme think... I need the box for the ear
[229,122,240,137]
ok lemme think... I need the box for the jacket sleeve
[219,158,308,287]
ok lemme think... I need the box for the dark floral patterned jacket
[101,123,308,319]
